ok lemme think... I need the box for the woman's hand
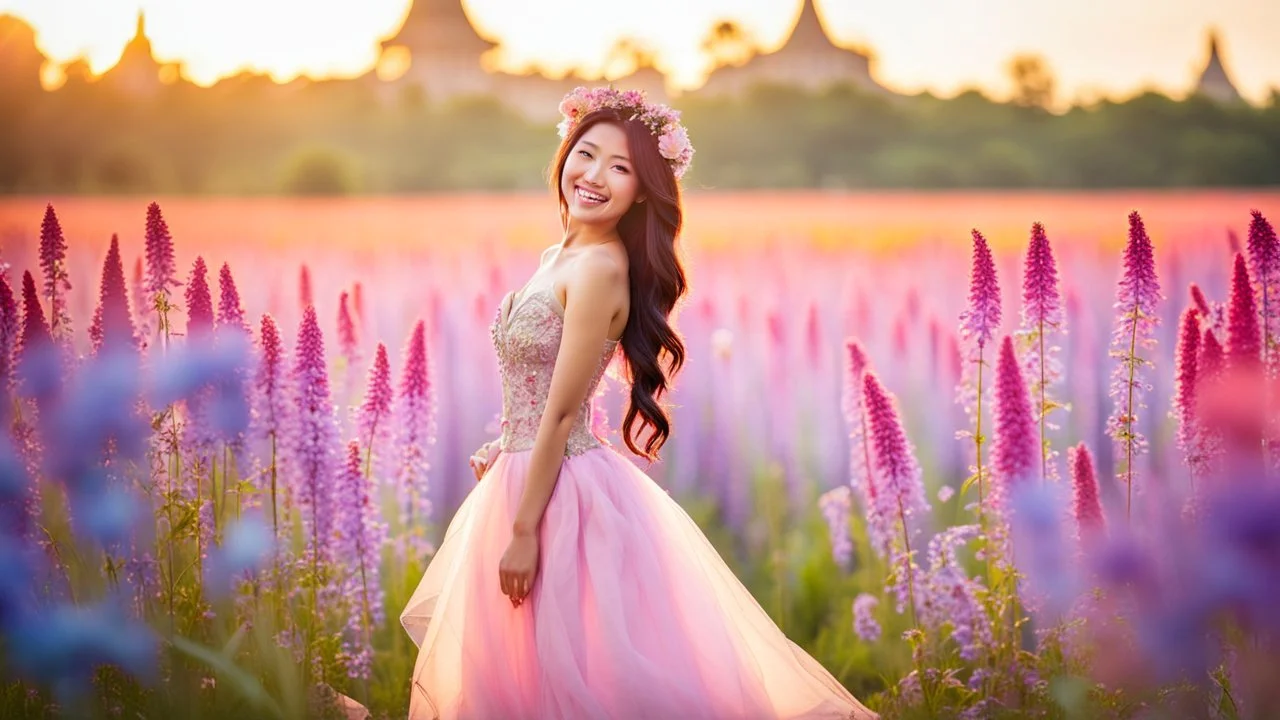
[498,532,539,608]
[468,440,501,482]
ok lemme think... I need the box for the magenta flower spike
[38,204,71,337]
[1068,443,1104,535]
[991,336,1040,502]
[289,305,338,567]
[863,371,928,525]
[960,229,1002,354]
[1172,307,1203,481]
[185,257,214,339]
[217,263,249,335]
[19,271,50,355]
[1106,211,1162,520]
[1226,253,1261,369]
[338,290,358,365]
[1199,328,1225,387]
[1247,210,1278,372]
[391,320,436,549]
[88,234,137,354]
[1018,221,1065,482]
[333,440,388,644]
[144,202,179,298]
[1190,283,1212,320]
[0,275,18,393]
[299,265,313,310]
[357,343,394,459]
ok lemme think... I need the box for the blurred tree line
[3,43,1278,194]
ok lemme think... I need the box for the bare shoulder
[538,243,560,266]
[564,243,628,308]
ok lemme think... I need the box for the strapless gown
[400,284,878,719]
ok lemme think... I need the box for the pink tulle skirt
[400,445,878,720]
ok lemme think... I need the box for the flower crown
[556,86,694,180]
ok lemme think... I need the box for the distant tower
[699,0,885,98]
[103,11,166,97]
[1193,30,1244,104]
[379,0,497,103]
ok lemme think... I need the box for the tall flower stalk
[356,343,393,480]
[841,338,886,556]
[958,229,1002,512]
[1106,211,1161,521]
[1225,253,1261,370]
[1067,443,1103,538]
[1247,210,1278,375]
[88,235,138,355]
[390,320,435,557]
[38,205,71,340]
[251,315,290,552]
[333,441,386,681]
[1016,222,1064,483]
[144,203,180,351]
[1172,306,1205,485]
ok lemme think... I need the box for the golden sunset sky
[2,0,1277,104]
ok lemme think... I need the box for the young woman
[401,87,877,719]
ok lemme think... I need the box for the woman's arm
[510,252,625,536]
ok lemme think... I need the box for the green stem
[1124,308,1140,522]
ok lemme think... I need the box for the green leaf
[170,635,285,719]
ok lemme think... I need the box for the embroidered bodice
[490,285,620,456]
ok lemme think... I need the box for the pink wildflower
[1068,443,1104,535]
[88,234,137,354]
[991,336,1040,501]
[1172,307,1205,480]
[217,263,249,335]
[185,257,214,339]
[1226,253,1261,369]
[144,202,179,297]
[38,204,71,337]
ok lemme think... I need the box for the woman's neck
[561,222,620,250]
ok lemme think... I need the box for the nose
[583,160,603,186]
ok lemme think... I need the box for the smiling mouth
[575,186,608,204]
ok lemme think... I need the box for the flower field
[0,190,1278,719]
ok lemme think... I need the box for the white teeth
[576,187,606,203]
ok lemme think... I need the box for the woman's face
[560,121,644,228]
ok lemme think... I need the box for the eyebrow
[580,141,630,163]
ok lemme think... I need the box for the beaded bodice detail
[490,286,620,456]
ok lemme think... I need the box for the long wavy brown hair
[549,108,689,462]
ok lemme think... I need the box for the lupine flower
[288,306,338,567]
[1068,443,1104,535]
[852,593,881,643]
[1107,211,1162,518]
[299,265,313,310]
[1171,307,1207,481]
[88,235,137,355]
[959,229,1002,359]
[143,202,179,298]
[0,275,19,398]
[863,371,928,617]
[1200,328,1225,386]
[185,257,214,339]
[333,441,387,679]
[1016,221,1064,482]
[918,524,991,661]
[356,344,393,466]
[19,271,50,355]
[1247,210,1278,371]
[38,204,71,338]
[1189,281,1225,341]
[17,271,58,403]
[216,263,249,336]
[1226,253,1260,369]
[338,291,358,364]
[842,338,885,552]
[818,485,852,567]
[991,335,1040,502]
[390,320,435,554]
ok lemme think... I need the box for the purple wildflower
[19,271,50,358]
[299,265,313,310]
[1172,307,1206,481]
[217,263,249,336]
[1107,211,1162,519]
[1017,221,1065,482]
[333,441,387,679]
[250,314,291,543]
[1189,282,1225,340]
[1,275,19,398]
[88,234,138,354]
[1068,443,1104,536]
[1200,328,1225,386]
[863,371,928,619]
[391,321,435,555]
[144,202,179,298]
[991,335,1040,503]
[1226,253,1261,369]
[1247,210,1278,372]
[356,343,393,466]
[288,306,338,568]
[38,204,71,338]
[842,338,884,553]
[959,229,1002,356]
[818,486,853,568]
[918,524,991,661]
[185,257,214,339]
[852,593,882,643]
